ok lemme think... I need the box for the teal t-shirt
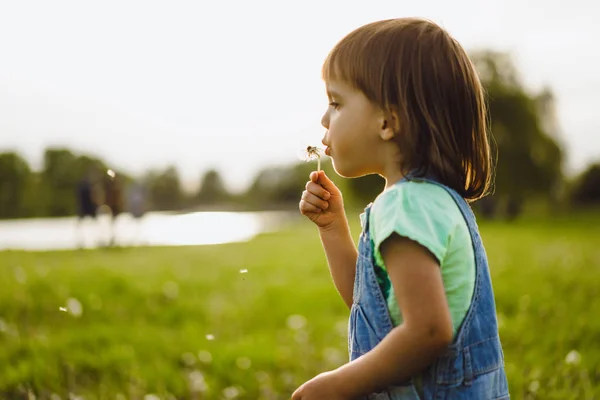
[359,180,475,336]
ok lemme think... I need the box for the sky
[0,0,598,193]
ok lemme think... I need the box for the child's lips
[325,146,331,156]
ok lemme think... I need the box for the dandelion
[240,269,248,274]
[206,334,215,341]
[181,352,196,366]
[198,350,212,363]
[299,146,324,171]
[223,386,241,399]
[528,380,540,393]
[287,314,307,330]
[565,349,581,365]
[66,298,83,318]
[188,370,207,393]
[236,356,252,370]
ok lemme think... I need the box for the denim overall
[349,177,509,399]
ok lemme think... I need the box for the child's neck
[381,157,405,189]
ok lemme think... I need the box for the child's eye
[328,102,339,109]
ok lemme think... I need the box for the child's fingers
[310,171,319,182]
[301,190,329,210]
[299,199,322,215]
[305,181,330,201]
[316,171,340,195]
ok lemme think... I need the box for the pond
[0,210,298,251]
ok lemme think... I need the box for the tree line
[0,52,598,220]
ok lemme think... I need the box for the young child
[295,18,509,399]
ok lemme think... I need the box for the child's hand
[291,370,351,400]
[299,170,345,230]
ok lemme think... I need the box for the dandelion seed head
[223,386,240,399]
[188,370,207,393]
[181,352,196,366]
[236,356,251,370]
[287,314,307,330]
[198,350,213,363]
[565,349,581,365]
[528,380,540,393]
[66,298,83,317]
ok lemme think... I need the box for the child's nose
[321,111,330,129]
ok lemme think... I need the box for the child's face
[321,80,386,178]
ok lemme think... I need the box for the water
[0,211,297,251]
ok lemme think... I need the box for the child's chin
[332,162,361,179]
[330,161,347,177]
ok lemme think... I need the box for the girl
[295,18,509,399]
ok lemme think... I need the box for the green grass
[0,211,599,399]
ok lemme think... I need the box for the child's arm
[318,217,358,309]
[293,233,452,399]
[300,171,357,309]
[337,233,453,395]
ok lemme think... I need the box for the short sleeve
[370,181,459,267]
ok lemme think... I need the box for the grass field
[0,210,599,399]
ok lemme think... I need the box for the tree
[196,169,230,204]
[40,148,79,217]
[0,152,34,218]
[571,163,600,206]
[242,158,348,209]
[471,51,565,217]
[145,166,184,211]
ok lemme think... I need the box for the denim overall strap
[349,197,422,399]
[349,204,395,358]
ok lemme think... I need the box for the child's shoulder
[367,180,467,265]
[372,179,460,219]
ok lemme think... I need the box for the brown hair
[322,18,493,201]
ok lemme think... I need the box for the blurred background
[0,1,598,399]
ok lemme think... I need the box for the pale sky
[0,0,598,193]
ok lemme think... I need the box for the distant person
[76,175,98,221]
[127,181,147,245]
[127,181,147,219]
[296,19,508,399]
[75,169,101,248]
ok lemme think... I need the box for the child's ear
[379,107,400,141]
